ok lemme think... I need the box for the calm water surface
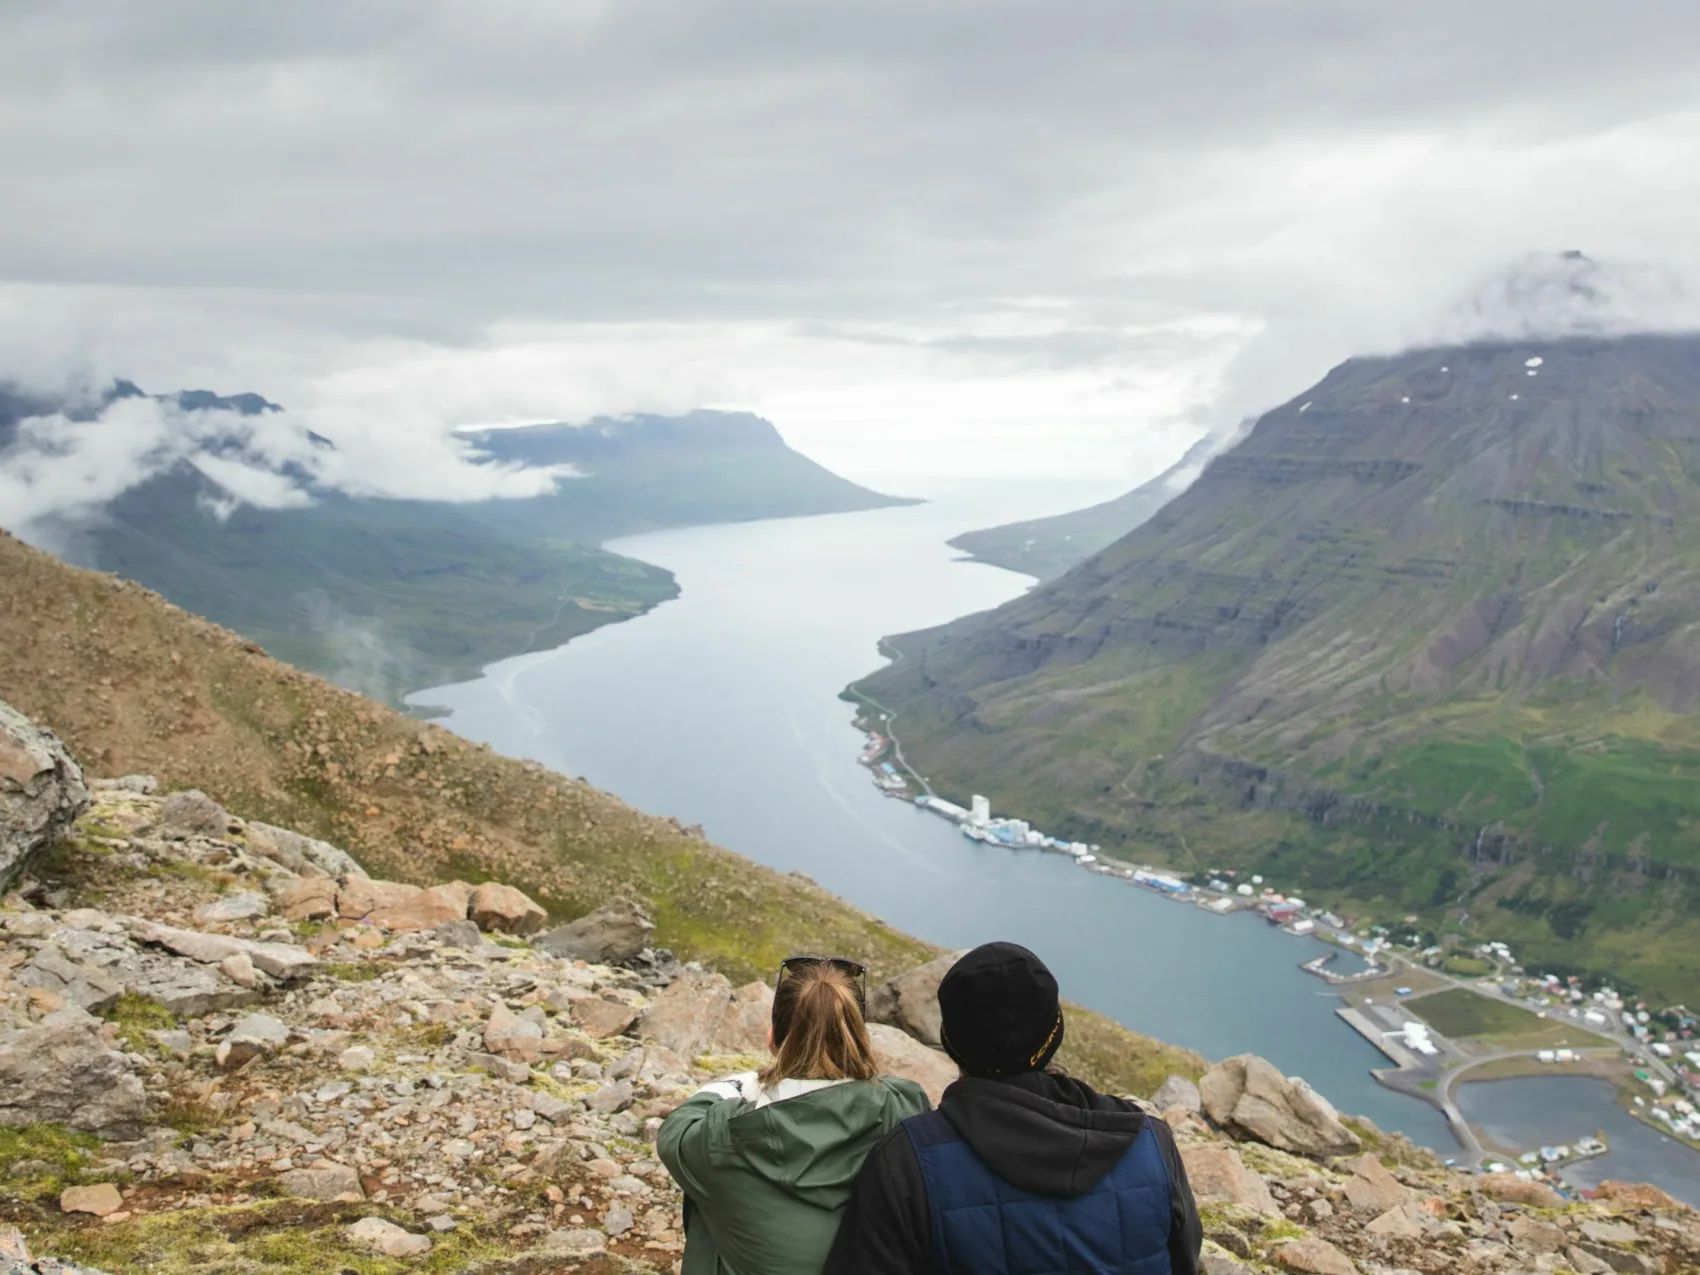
[416,480,1467,1151]
[1457,1077,1700,1208]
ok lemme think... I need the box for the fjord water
[1458,1077,1700,1207]
[414,480,1460,1148]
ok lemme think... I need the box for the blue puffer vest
[903,1109,1174,1275]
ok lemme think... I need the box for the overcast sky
[4,0,1700,499]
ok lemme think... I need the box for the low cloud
[0,387,575,535]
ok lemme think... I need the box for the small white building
[970,794,990,828]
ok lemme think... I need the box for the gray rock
[433,919,482,949]
[543,1228,606,1256]
[1202,1249,1256,1275]
[1153,1074,1203,1113]
[585,1080,634,1115]
[1577,1241,1657,1275]
[128,919,317,980]
[867,951,962,1046]
[193,891,270,924]
[247,821,367,879]
[216,1012,289,1068]
[0,699,91,894]
[0,1007,147,1139]
[346,1216,430,1257]
[90,774,157,794]
[15,944,127,1012]
[537,898,653,964]
[529,1092,579,1123]
[157,790,231,837]
[603,1207,635,1237]
[275,1163,364,1201]
[150,1030,193,1057]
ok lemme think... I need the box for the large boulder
[337,878,467,931]
[0,1007,147,1139]
[868,1022,958,1105]
[1198,1055,1362,1158]
[867,951,962,1047]
[0,699,90,893]
[538,898,653,964]
[470,882,548,935]
[1341,1153,1411,1213]
[1180,1143,1279,1215]
[640,971,772,1056]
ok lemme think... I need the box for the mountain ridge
[948,427,1242,580]
[854,332,1700,1003]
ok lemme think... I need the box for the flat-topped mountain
[2,388,909,702]
[856,333,1700,1003]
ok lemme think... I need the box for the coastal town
[857,725,1700,1192]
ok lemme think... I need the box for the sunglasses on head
[777,954,868,1010]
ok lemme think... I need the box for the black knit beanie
[938,942,1065,1077]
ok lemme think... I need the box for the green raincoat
[658,1072,931,1275]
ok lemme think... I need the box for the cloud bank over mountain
[4,1,1700,481]
[0,386,573,535]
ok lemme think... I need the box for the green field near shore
[1412,988,1606,1050]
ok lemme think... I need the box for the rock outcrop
[639,970,772,1056]
[0,1007,146,1138]
[0,700,89,894]
[867,949,960,1046]
[1199,1054,1362,1158]
[538,897,654,963]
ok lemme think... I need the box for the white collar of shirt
[695,1072,853,1109]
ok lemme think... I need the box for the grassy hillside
[0,528,1200,1096]
[79,468,678,706]
[857,335,1700,1005]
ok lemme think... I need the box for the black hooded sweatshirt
[824,1071,1201,1275]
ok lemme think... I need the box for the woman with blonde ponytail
[659,956,931,1275]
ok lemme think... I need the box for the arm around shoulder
[823,1122,933,1275]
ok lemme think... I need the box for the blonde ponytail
[759,961,878,1086]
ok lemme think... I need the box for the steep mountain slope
[0,527,1198,1096]
[856,334,1700,1003]
[4,392,908,702]
[949,430,1237,580]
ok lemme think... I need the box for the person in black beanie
[824,942,1201,1275]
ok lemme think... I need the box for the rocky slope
[855,334,1700,1003]
[0,740,1693,1273]
[0,531,1194,1099]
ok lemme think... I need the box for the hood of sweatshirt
[718,1076,929,1206]
[939,1071,1147,1197]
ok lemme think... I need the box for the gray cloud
[3,1,1700,486]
